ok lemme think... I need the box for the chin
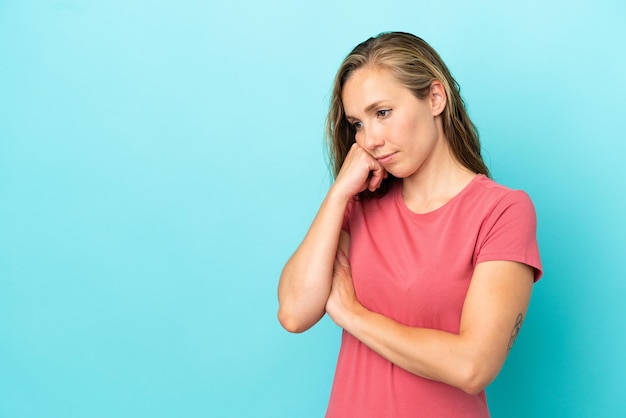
[386,167,413,180]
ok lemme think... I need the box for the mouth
[376,152,396,165]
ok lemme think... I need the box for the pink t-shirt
[326,175,542,418]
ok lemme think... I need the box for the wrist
[328,182,355,205]
[341,301,369,333]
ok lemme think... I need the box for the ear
[429,80,447,116]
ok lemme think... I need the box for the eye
[351,121,363,130]
[377,109,391,118]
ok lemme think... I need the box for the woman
[278,32,542,417]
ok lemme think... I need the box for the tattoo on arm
[507,313,524,352]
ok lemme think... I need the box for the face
[341,66,447,180]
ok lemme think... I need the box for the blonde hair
[326,32,489,198]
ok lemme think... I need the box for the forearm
[343,307,497,394]
[333,261,534,394]
[277,186,351,332]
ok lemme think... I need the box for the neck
[401,146,476,214]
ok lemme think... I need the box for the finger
[336,249,350,267]
[332,256,343,273]
[368,164,386,191]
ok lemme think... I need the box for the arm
[326,252,534,394]
[277,144,386,333]
[277,195,350,333]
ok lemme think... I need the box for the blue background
[1,1,625,417]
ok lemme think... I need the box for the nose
[361,125,384,151]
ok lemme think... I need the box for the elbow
[460,380,489,396]
[277,307,311,334]
[457,361,499,395]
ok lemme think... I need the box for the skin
[277,66,534,394]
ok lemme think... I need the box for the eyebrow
[345,100,387,121]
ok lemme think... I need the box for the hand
[332,143,387,199]
[325,249,364,328]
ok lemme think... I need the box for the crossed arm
[325,240,534,394]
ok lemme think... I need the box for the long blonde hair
[326,32,489,199]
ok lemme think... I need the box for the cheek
[354,130,370,149]
[400,117,433,144]
[393,120,417,145]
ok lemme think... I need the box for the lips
[376,152,396,164]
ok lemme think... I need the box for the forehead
[341,66,408,116]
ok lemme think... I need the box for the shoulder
[470,177,542,280]
[468,175,536,214]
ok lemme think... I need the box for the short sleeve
[475,190,543,281]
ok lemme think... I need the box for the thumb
[336,249,350,267]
